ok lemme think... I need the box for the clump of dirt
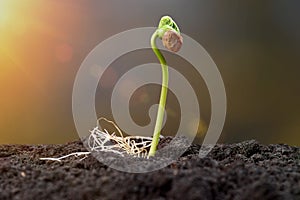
[0,139,299,200]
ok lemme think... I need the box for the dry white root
[88,127,153,157]
[40,118,157,162]
[40,152,91,162]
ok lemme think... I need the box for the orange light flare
[0,1,50,94]
[0,0,87,143]
[55,43,73,63]
[0,0,84,84]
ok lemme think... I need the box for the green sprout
[148,16,183,157]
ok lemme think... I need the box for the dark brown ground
[0,139,299,200]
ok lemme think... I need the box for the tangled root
[88,117,153,158]
[40,117,155,161]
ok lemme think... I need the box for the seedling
[40,16,183,162]
[148,16,183,157]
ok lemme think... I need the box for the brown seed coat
[162,30,183,52]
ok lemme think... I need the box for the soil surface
[0,139,299,200]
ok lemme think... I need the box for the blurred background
[0,0,299,145]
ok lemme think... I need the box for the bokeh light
[0,1,299,145]
[55,43,73,63]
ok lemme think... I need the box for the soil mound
[0,139,299,200]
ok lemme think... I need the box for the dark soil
[0,139,299,200]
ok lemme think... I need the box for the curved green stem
[148,31,168,157]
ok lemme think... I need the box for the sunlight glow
[0,1,9,26]
[0,0,90,143]
[0,1,60,67]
